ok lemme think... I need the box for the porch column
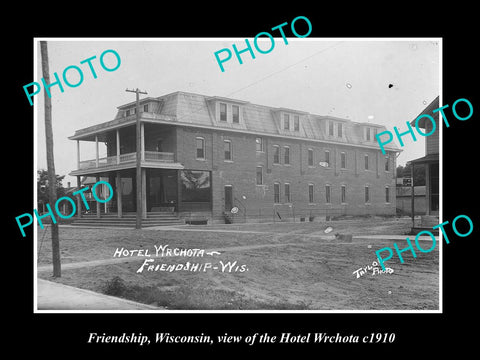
[76,140,80,169]
[116,129,120,165]
[142,168,147,219]
[141,122,145,161]
[95,135,99,167]
[411,163,415,227]
[96,175,101,218]
[425,163,430,215]
[76,176,82,218]
[116,171,122,218]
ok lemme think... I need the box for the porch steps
[70,212,184,228]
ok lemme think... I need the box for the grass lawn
[37,217,439,310]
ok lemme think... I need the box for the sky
[34,38,440,186]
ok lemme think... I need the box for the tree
[37,169,66,209]
[396,163,425,186]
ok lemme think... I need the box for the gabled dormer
[206,96,249,126]
[322,116,348,140]
[359,123,383,143]
[117,97,163,118]
[273,107,308,135]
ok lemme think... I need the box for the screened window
[196,137,205,159]
[341,152,347,169]
[273,145,280,164]
[256,137,264,152]
[256,166,263,185]
[308,149,314,166]
[224,140,232,161]
[325,150,330,166]
[274,183,280,203]
[285,183,291,203]
[284,146,290,165]
[220,103,227,121]
[308,184,314,203]
[325,185,331,203]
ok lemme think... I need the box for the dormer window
[232,105,239,123]
[294,115,300,131]
[328,121,334,136]
[283,114,290,130]
[364,126,378,142]
[220,103,227,121]
[337,123,343,138]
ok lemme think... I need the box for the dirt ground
[37,217,439,310]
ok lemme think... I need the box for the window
[328,121,334,136]
[273,145,280,164]
[256,137,264,152]
[337,123,343,138]
[196,137,205,159]
[284,114,290,130]
[232,105,239,123]
[274,183,280,203]
[224,140,232,161]
[341,185,346,203]
[325,150,330,166]
[284,146,290,165]
[373,128,378,139]
[308,184,314,203]
[294,115,300,131]
[366,127,371,141]
[125,109,130,116]
[143,104,149,112]
[180,170,211,203]
[365,186,370,203]
[308,148,314,166]
[364,154,369,170]
[341,152,347,169]
[220,103,227,121]
[385,186,390,203]
[256,166,263,185]
[285,183,291,203]
[325,185,331,203]
[385,156,390,171]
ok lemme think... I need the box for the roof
[410,96,440,128]
[69,91,400,152]
[408,153,439,164]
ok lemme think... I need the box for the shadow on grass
[102,276,311,310]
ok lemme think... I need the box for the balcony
[72,151,182,175]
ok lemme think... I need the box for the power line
[172,41,344,124]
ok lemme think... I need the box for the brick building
[69,91,400,225]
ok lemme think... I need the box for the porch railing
[78,151,175,170]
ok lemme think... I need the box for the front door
[224,185,233,212]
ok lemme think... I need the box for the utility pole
[125,88,147,229]
[40,41,61,277]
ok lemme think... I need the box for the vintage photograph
[34,38,440,312]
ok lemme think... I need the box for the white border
[33,37,442,314]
